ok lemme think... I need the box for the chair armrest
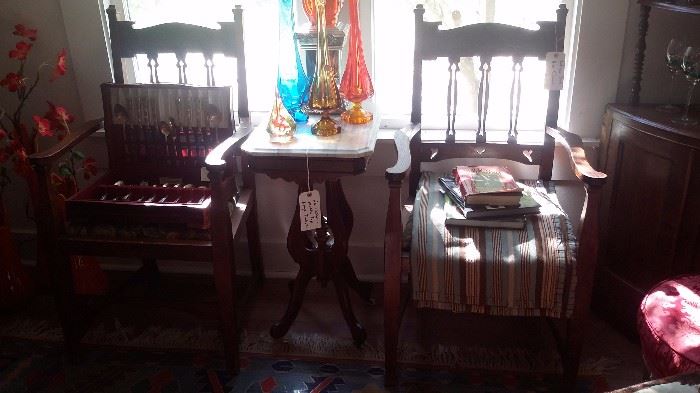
[385,123,420,183]
[546,126,607,187]
[204,117,253,171]
[29,119,104,167]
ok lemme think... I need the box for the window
[111,0,573,131]
[373,0,573,131]
[113,0,282,114]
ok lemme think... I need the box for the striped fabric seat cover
[410,172,577,318]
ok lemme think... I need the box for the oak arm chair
[383,4,607,390]
[29,4,262,374]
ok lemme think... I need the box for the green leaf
[58,163,73,177]
[71,150,85,160]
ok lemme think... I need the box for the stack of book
[439,166,540,229]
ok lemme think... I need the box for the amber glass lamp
[306,0,342,136]
[339,0,374,124]
[302,0,343,28]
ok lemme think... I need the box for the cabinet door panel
[604,121,691,289]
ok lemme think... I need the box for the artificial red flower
[33,115,53,137]
[13,24,37,41]
[8,139,22,154]
[44,102,73,141]
[12,147,32,178]
[50,48,67,81]
[9,41,32,60]
[0,72,24,92]
[47,102,74,124]
[0,129,6,140]
[82,157,98,180]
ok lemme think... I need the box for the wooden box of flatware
[64,84,236,230]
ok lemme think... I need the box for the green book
[439,177,540,219]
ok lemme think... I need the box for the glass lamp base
[656,104,681,113]
[341,102,373,124]
[269,134,295,144]
[312,114,341,136]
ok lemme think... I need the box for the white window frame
[61,0,629,141]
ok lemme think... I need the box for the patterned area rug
[0,316,615,376]
[0,338,608,392]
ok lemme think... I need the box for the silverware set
[109,85,232,163]
[95,180,209,205]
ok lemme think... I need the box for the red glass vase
[339,0,374,124]
[303,0,343,28]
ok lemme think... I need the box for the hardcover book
[439,177,540,219]
[452,165,523,205]
[444,195,526,229]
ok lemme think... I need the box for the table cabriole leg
[270,180,369,346]
[326,179,367,345]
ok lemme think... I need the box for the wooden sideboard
[594,104,700,338]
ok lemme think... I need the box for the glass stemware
[673,46,700,126]
[657,38,686,112]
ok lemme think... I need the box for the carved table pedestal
[241,117,379,346]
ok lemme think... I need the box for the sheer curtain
[373,0,568,131]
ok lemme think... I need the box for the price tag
[544,52,565,91]
[299,190,321,231]
[200,166,210,182]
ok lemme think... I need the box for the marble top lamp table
[241,116,380,346]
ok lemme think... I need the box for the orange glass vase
[339,0,374,124]
[303,0,343,28]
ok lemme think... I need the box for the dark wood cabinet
[594,104,700,337]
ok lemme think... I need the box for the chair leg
[141,258,160,294]
[246,197,264,286]
[562,318,585,392]
[52,246,81,361]
[384,262,402,386]
[212,245,239,374]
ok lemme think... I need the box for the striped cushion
[410,172,577,318]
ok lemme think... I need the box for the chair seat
[407,171,577,318]
[638,275,700,378]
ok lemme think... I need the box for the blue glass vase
[278,0,309,123]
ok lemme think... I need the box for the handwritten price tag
[299,190,321,231]
[200,167,210,182]
[544,52,565,91]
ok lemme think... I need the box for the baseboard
[17,234,386,283]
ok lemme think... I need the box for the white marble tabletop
[241,114,380,158]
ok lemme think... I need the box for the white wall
[0,0,85,231]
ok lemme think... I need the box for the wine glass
[673,46,700,126]
[657,38,687,112]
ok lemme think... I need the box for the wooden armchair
[383,4,607,390]
[29,5,262,373]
